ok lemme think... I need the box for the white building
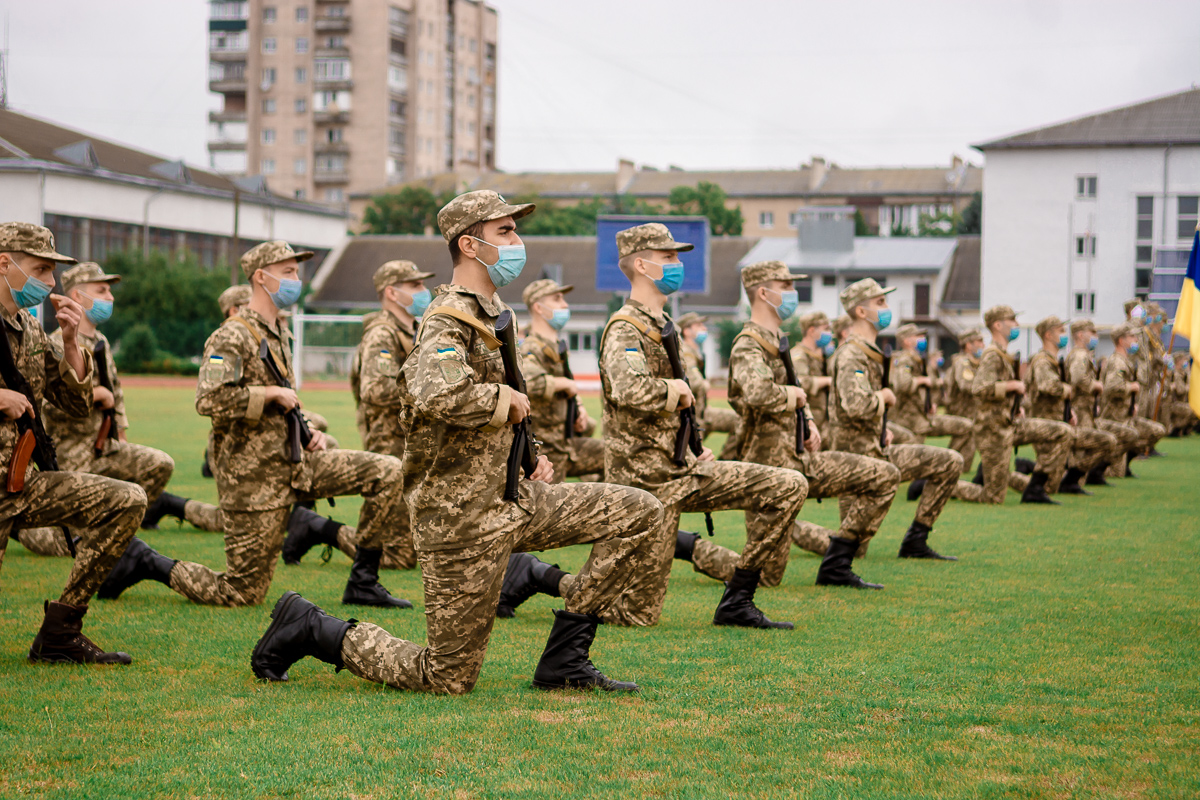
[974,88,1200,344]
[0,108,347,273]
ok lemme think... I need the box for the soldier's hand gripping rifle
[258,338,312,462]
[496,310,538,502]
[1057,355,1072,423]
[558,338,578,441]
[662,318,713,536]
[880,345,892,450]
[1011,351,1022,454]
[777,333,809,455]
[0,326,75,556]
[92,340,119,457]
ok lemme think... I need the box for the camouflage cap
[240,240,314,277]
[895,323,925,340]
[740,260,797,289]
[798,310,830,334]
[1069,318,1096,335]
[1144,301,1163,317]
[373,260,435,294]
[0,222,76,264]
[957,327,983,346]
[1035,315,1066,339]
[437,190,535,243]
[522,278,574,308]
[1112,321,1139,341]
[1123,299,1142,317]
[831,313,853,336]
[218,284,252,315]
[62,262,120,293]
[616,223,694,260]
[983,304,1020,328]
[839,278,896,312]
[676,312,709,329]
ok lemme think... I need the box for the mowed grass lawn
[1,385,1198,799]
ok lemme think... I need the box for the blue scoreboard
[594,215,711,294]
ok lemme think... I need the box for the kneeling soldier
[1099,322,1165,477]
[678,311,742,459]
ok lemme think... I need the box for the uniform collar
[625,298,667,327]
[0,305,24,333]
[241,307,288,339]
[527,329,558,348]
[799,341,825,359]
[847,333,882,355]
[437,283,504,318]
[744,319,781,343]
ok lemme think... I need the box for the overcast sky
[3,0,1198,174]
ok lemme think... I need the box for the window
[467,93,476,108]
[293,158,307,175]
[325,127,343,143]
[325,4,344,17]
[1136,268,1152,293]
[263,6,276,23]
[211,2,248,20]
[387,157,404,180]
[1074,292,1096,312]
[389,127,405,150]
[294,189,306,200]
[324,188,344,202]
[295,6,308,23]
[1076,175,1097,199]
[914,283,930,317]
[295,67,307,84]
[1136,245,1153,263]
[295,37,309,54]
[788,211,801,229]
[262,37,276,54]
[822,275,836,287]
[469,38,477,53]
[390,38,406,58]
[261,67,276,87]
[325,35,345,48]
[294,128,307,144]
[209,30,248,51]
[795,277,813,304]
[759,211,775,229]
[567,332,594,351]
[388,65,407,91]
[262,128,276,144]
[389,99,406,118]
[388,6,409,29]
[313,90,351,111]
[262,98,276,113]
[1179,196,1199,239]
[315,58,350,81]
[260,158,275,175]
[1136,196,1154,241]
[1075,235,1096,257]
[316,154,346,172]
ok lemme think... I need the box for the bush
[118,324,159,371]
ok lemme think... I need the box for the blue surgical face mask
[83,294,113,325]
[1058,334,1069,349]
[3,260,53,309]
[873,308,893,331]
[1088,336,1098,351]
[816,331,832,349]
[1129,342,1140,355]
[644,259,684,295]
[916,338,928,354]
[471,237,527,288]
[399,287,431,317]
[974,348,984,359]
[694,331,708,345]
[547,308,571,330]
[1007,326,1020,342]
[823,342,836,356]
[770,289,799,321]
[264,271,303,308]
[937,356,944,368]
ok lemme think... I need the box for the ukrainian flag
[1173,224,1200,415]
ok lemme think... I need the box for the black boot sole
[341,591,413,609]
[251,591,304,682]
[712,617,795,629]
[531,677,639,693]
[815,578,885,590]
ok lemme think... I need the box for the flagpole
[1153,330,1175,422]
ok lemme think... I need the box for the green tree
[854,209,871,236]
[667,181,744,236]
[361,186,455,234]
[511,196,605,236]
[959,191,982,235]
[917,210,961,237]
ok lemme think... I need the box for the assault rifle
[93,340,119,457]
[1057,355,1072,423]
[661,318,713,537]
[880,345,892,450]
[1011,351,1022,454]
[0,322,75,556]
[496,310,538,502]
[259,338,312,462]
[558,338,578,441]
[777,333,809,455]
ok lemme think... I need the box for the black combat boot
[1148,446,1165,457]
[1085,464,1111,486]
[341,548,412,608]
[141,492,189,530]
[1058,467,1092,495]
[96,538,177,600]
[1020,471,1060,504]
[713,567,794,628]
[906,479,927,501]
[282,506,343,565]
[497,553,567,618]
[1124,451,1138,478]
[201,449,213,478]
[251,591,354,682]
[971,463,984,485]
[28,601,132,665]
[897,520,957,560]
[815,537,884,590]
[1014,457,1035,475]
[531,609,638,693]
[674,530,700,562]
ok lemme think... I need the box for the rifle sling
[418,307,501,351]
[601,314,662,347]
[733,329,778,357]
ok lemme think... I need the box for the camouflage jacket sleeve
[407,312,509,430]
[519,336,557,402]
[729,336,795,415]
[791,346,820,394]
[891,351,918,397]
[40,326,93,418]
[972,348,1010,400]
[1066,350,1094,397]
[1103,354,1132,403]
[357,323,405,408]
[1030,352,1065,399]
[833,345,884,424]
[600,321,679,414]
[195,322,265,422]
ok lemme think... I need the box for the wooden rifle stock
[661,319,713,536]
[558,338,578,440]
[496,311,537,502]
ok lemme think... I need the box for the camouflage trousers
[949,430,977,473]
[360,431,417,571]
[885,443,976,524]
[910,412,974,443]
[1165,402,1197,432]
[1129,416,1167,451]
[183,499,224,532]
[964,417,1070,504]
[0,470,146,606]
[168,449,404,607]
[888,422,919,445]
[704,406,741,436]
[1065,423,1117,473]
[760,451,899,586]
[546,436,606,484]
[340,480,661,694]
[604,461,807,627]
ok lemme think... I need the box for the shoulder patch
[624,347,648,375]
[435,346,466,384]
[753,362,774,379]
[202,352,242,385]
[963,369,975,380]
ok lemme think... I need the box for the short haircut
[448,220,488,263]
[617,251,646,280]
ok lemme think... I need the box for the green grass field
[1,386,1198,799]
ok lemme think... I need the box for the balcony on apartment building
[208,109,247,124]
[207,120,248,152]
[208,62,247,93]
[314,169,350,185]
[314,11,351,33]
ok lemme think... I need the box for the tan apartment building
[349,156,981,234]
[208,0,497,206]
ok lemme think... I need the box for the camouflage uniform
[945,329,983,468]
[790,312,832,448]
[1099,336,1165,453]
[1026,336,1107,480]
[0,224,146,662]
[677,313,742,457]
[1167,357,1196,432]
[729,319,899,583]
[890,326,973,444]
[1061,321,1124,476]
